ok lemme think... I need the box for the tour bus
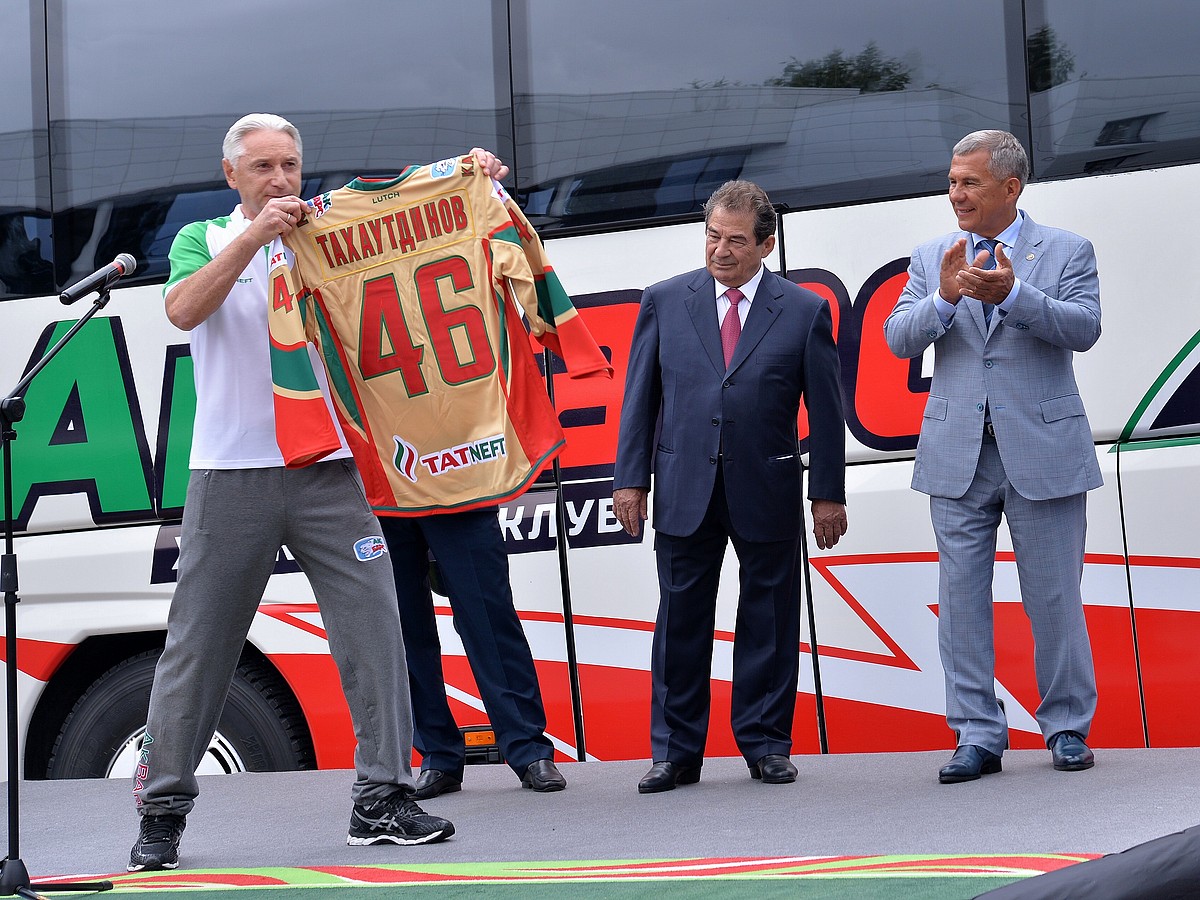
[2,0,1198,780]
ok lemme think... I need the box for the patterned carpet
[31,854,1096,899]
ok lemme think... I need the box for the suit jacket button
[977,403,985,411]
[985,360,993,368]
[723,381,731,388]
[709,456,717,465]
[711,418,719,426]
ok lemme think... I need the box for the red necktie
[721,287,744,367]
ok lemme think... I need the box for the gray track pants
[134,459,413,816]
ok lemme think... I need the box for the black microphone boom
[59,253,137,305]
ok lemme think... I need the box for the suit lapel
[726,274,782,374]
[685,272,726,375]
[1009,217,1046,284]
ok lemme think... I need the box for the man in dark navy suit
[613,180,847,793]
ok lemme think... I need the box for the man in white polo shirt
[129,112,507,870]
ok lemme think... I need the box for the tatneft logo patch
[353,535,388,561]
[393,433,507,478]
[430,157,458,178]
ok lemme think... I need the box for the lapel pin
[1026,253,1036,261]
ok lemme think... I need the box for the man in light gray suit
[884,130,1102,784]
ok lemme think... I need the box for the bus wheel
[44,648,317,779]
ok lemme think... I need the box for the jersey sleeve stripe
[269,343,324,394]
[311,294,367,432]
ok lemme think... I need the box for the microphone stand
[1,290,115,898]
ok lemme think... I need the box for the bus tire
[44,648,316,779]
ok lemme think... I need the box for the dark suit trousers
[379,509,554,778]
[651,469,802,765]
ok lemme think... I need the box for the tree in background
[765,41,911,93]
[1027,25,1076,92]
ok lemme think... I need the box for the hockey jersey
[267,154,611,516]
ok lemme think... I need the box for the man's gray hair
[222,113,302,165]
[704,180,777,245]
[953,130,1029,187]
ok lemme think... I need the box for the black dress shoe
[411,768,463,800]
[521,758,567,792]
[938,745,1002,784]
[749,754,797,784]
[637,761,702,794]
[1048,731,1095,771]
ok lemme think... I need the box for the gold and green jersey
[267,154,611,516]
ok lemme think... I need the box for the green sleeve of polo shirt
[163,217,229,296]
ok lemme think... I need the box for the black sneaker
[128,813,186,871]
[347,791,454,846]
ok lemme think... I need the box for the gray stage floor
[7,748,1199,878]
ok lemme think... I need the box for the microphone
[59,253,138,305]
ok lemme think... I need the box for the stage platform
[5,747,1198,880]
